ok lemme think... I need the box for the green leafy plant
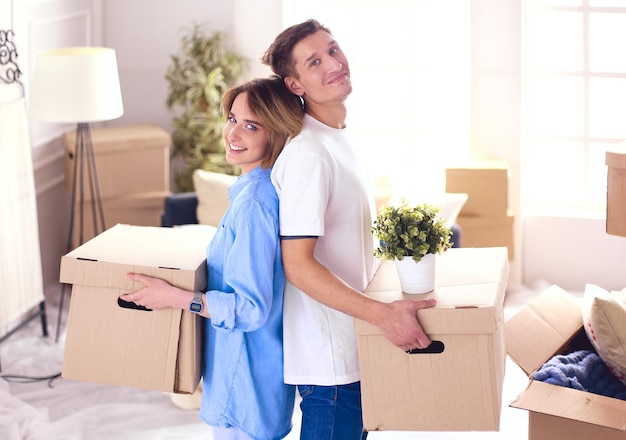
[165,22,247,192]
[372,201,453,263]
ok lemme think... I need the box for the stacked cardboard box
[59,223,216,393]
[355,247,509,431]
[606,143,626,237]
[62,124,171,246]
[507,285,626,439]
[445,161,515,259]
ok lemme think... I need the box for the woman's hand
[120,273,191,311]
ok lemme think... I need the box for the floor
[0,279,566,440]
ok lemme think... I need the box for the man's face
[285,30,352,106]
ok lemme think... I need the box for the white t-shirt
[271,114,378,386]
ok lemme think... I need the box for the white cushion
[582,283,626,384]
[192,169,237,227]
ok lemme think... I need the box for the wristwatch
[189,291,204,314]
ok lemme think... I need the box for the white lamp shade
[29,47,124,123]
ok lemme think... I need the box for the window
[282,2,624,214]
[524,0,626,212]
[282,1,471,199]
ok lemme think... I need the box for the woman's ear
[284,77,304,96]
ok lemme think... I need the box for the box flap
[60,224,215,291]
[511,380,626,431]
[505,285,582,375]
[175,309,203,393]
[606,141,626,169]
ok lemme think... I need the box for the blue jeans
[298,382,368,440]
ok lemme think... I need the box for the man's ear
[284,77,304,96]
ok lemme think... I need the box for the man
[262,19,436,439]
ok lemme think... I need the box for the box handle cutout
[117,298,152,312]
[406,340,444,354]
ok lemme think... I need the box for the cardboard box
[507,285,626,440]
[71,191,171,247]
[356,247,509,432]
[60,223,216,393]
[445,161,509,217]
[455,212,515,260]
[606,144,626,237]
[63,124,171,200]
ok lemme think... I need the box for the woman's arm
[120,273,211,318]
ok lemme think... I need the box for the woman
[120,76,303,440]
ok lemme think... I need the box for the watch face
[190,302,203,313]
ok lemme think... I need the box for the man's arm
[281,238,436,351]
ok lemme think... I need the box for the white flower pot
[394,253,436,294]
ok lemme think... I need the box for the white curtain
[0,83,45,336]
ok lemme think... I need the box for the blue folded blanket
[532,349,626,400]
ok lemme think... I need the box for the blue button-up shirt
[199,166,295,440]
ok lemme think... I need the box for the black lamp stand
[55,122,106,342]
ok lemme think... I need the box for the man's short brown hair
[261,19,332,79]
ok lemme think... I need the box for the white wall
[524,214,626,291]
[102,0,283,130]
[232,0,282,80]
[103,1,235,130]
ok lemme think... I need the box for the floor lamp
[29,47,124,342]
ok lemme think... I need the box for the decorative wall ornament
[0,29,23,93]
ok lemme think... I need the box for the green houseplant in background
[372,201,453,294]
[166,22,247,192]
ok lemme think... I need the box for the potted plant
[372,200,453,294]
[165,22,247,192]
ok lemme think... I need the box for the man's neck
[305,103,347,129]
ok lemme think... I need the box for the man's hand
[280,239,436,351]
[375,298,436,352]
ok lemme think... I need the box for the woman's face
[223,92,270,174]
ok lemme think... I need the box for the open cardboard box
[356,247,509,432]
[59,223,215,393]
[606,142,626,237]
[506,285,626,439]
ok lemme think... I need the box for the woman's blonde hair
[221,76,304,169]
